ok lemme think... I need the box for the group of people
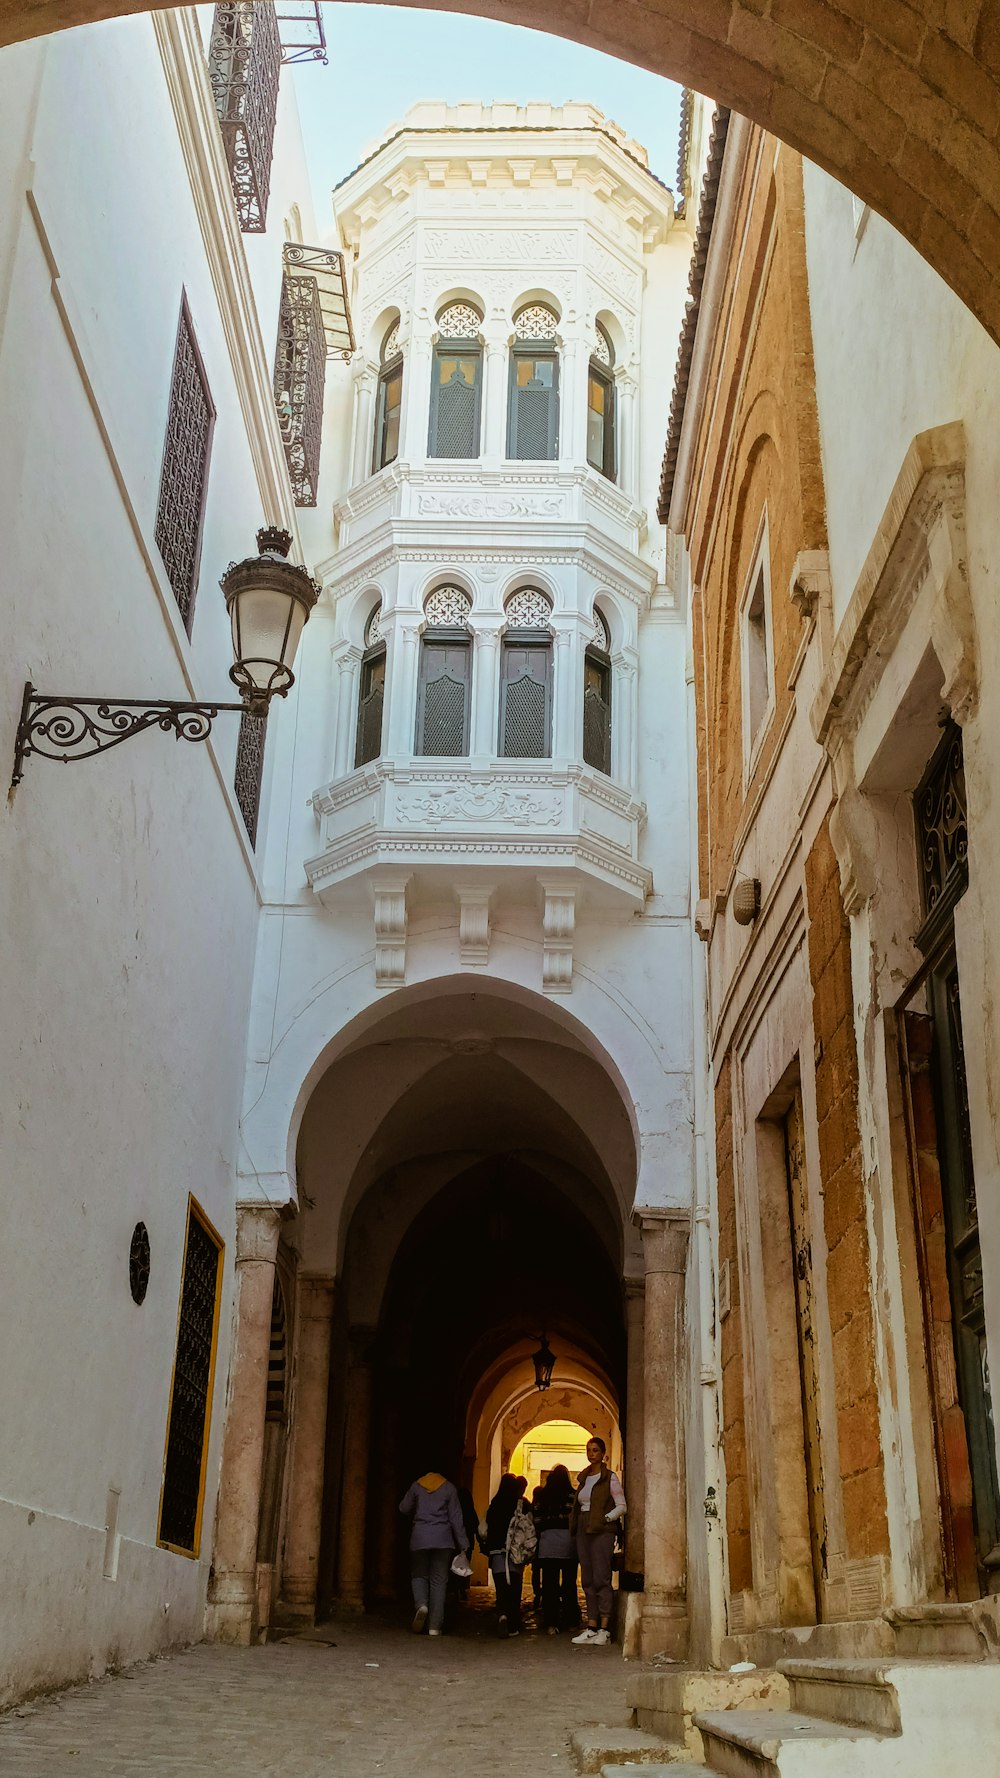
[399,1436,625,1645]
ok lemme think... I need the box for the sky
[290,4,684,227]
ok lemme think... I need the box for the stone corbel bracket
[540,879,576,994]
[372,872,411,988]
[455,882,494,966]
[809,423,977,915]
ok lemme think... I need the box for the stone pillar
[331,643,362,779]
[615,368,638,499]
[336,1330,374,1612]
[351,360,377,486]
[559,332,583,464]
[624,1279,646,1573]
[482,331,509,465]
[471,624,502,758]
[384,616,421,758]
[400,330,432,462]
[613,650,639,791]
[553,613,587,762]
[278,1275,335,1624]
[206,1203,281,1646]
[640,1209,691,1661]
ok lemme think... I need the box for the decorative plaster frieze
[395,781,563,826]
[541,882,576,994]
[423,228,577,263]
[416,491,565,520]
[372,873,410,988]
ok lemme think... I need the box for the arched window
[428,302,483,459]
[583,606,612,775]
[373,320,403,472]
[508,304,559,462]
[355,603,386,768]
[415,585,473,756]
[499,587,553,759]
[587,324,616,481]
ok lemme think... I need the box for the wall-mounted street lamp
[10,528,319,788]
[532,1332,556,1392]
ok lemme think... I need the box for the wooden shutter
[499,637,552,758]
[355,645,386,767]
[373,361,402,471]
[583,649,612,775]
[415,637,471,756]
[429,349,482,458]
[508,351,559,461]
[587,365,616,480]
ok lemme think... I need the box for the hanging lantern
[532,1333,556,1392]
[221,527,320,716]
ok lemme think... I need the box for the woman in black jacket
[534,1464,580,1633]
[482,1474,531,1638]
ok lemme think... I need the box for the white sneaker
[593,1629,610,1646]
[427,1628,442,1637]
[571,1627,599,1644]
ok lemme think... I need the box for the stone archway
[0,0,998,347]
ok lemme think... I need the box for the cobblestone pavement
[0,1596,630,1777]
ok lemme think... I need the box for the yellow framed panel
[157,1193,225,1559]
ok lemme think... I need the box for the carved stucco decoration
[424,228,576,263]
[417,492,564,520]
[395,782,562,826]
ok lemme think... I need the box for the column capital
[638,1207,690,1275]
[234,1203,282,1265]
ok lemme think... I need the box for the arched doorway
[0,0,997,348]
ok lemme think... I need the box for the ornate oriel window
[499,587,553,759]
[273,245,328,507]
[583,607,613,775]
[508,304,559,461]
[587,324,616,481]
[208,1,281,233]
[154,296,216,635]
[373,320,403,473]
[234,707,267,845]
[158,1199,224,1557]
[428,303,483,459]
[355,603,386,768]
[416,585,472,757]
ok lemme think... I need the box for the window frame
[498,626,554,760]
[427,333,484,460]
[415,628,473,758]
[372,322,403,473]
[507,339,560,462]
[582,642,613,776]
[739,512,776,782]
[156,1194,225,1560]
[355,636,387,767]
[586,359,616,482]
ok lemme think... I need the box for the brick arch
[1,0,999,344]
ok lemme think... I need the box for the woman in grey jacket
[399,1469,469,1636]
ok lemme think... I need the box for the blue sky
[291,5,684,225]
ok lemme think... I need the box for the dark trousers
[577,1528,615,1623]
[410,1547,452,1631]
[540,1556,580,1628]
[491,1561,524,1629]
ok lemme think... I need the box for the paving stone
[572,1723,675,1772]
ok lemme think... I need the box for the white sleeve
[610,1473,626,1512]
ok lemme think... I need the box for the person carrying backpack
[481,1474,536,1638]
[535,1463,580,1633]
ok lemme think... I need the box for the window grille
[416,639,471,757]
[499,638,552,759]
[593,322,614,367]
[365,603,383,648]
[382,320,401,363]
[513,303,558,341]
[429,346,482,459]
[373,321,403,473]
[234,707,267,845]
[158,1200,223,1556]
[590,607,611,651]
[508,326,559,462]
[265,1276,287,1420]
[914,721,968,929]
[208,1,281,233]
[504,586,552,629]
[424,585,472,628]
[274,250,326,506]
[436,301,483,340]
[583,648,612,776]
[155,297,215,634]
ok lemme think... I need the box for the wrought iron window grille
[913,719,969,954]
[208,1,282,233]
[234,706,267,845]
[275,0,327,63]
[155,296,215,634]
[158,1200,223,1557]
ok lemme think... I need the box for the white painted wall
[0,11,313,1704]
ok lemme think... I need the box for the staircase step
[627,1666,789,1753]
[887,1603,997,1659]
[602,1766,706,1777]
[694,1707,878,1778]
[572,1725,674,1773]
[777,1659,900,1734]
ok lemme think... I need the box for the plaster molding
[372,872,411,988]
[540,880,576,994]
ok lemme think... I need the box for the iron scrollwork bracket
[10,681,248,788]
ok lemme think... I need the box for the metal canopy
[276,1,327,63]
[282,243,355,358]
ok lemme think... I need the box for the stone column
[278,1275,335,1624]
[559,332,582,465]
[482,331,509,465]
[640,1209,691,1661]
[471,624,502,759]
[613,650,639,791]
[206,1203,281,1646]
[553,614,587,762]
[624,1278,646,1574]
[384,616,421,758]
[400,330,432,462]
[351,360,377,486]
[331,643,362,779]
[615,368,638,500]
[336,1329,374,1612]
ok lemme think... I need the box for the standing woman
[571,1436,625,1646]
[399,1466,469,1637]
[535,1463,580,1633]
[483,1473,533,1638]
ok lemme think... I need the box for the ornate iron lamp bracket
[10,682,248,788]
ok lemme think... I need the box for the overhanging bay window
[373,321,403,472]
[415,585,473,757]
[583,608,612,775]
[587,324,616,481]
[508,305,559,462]
[208,2,281,233]
[428,303,483,459]
[273,244,354,507]
[499,587,553,759]
[355,605,386,767]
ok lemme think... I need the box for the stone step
[777,1659,901,1735]
[694,1707,878,1778]
[627,1666,789,1754]
[887,1602,998,1660]
[601,1765,707,1777]
[572,1725,676,1773]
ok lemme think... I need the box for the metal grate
[265,1277,287,1419]
[590,607,611,651]
[437,301,482,339]
[274,260,326,506]
[435,367,479,457]
[234,707,267,845]
[593,322,614,367]
[158,1204,222,1555]
[424,585,471,628]
[422,674,467,756]
[583,677,612,775]
[514,303,558,340]
[365,604,383,648]
[154,300,215,632]
[505,587,552,628]
[208,1,281,233]
[915,721,968,921]
[516,383,555,459]
[502,674,548,758]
